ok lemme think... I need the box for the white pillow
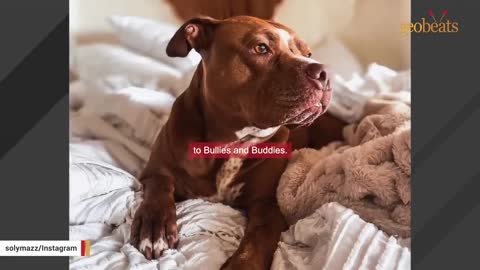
[74,44,184,93]
[310,37,363,80]
[108,15,201,73]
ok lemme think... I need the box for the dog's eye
[254,43,269,55]
[307,52,312,58]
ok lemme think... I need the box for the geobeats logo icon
[401,10,459,34]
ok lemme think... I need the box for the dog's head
[167,15,332,129]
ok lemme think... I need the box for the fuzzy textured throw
[277,99,411,238]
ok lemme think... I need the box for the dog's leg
[221,199,287,270]
[130,175,178,260]
[306,112,348,149]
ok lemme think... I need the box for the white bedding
[69,16,411,270]
[69,142,410,269]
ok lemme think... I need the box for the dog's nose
[306,63,328,85]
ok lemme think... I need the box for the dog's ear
[166,16,220,57]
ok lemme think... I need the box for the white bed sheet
[69,139,410,270]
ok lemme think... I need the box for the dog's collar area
[234,126,281,140]
[215,126,279,153]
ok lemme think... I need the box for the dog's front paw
[130,200,178,259]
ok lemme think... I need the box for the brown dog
[130,15,345,269]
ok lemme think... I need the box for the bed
[69,16,411,270]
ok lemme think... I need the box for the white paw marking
[139,238,152,252]
[153,238,168,252]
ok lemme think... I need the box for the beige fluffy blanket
[277,98,411,238]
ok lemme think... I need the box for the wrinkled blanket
[277,99,411,237]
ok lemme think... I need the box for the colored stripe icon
[81,240,90,256]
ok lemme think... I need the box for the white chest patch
[205,126,280,204]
